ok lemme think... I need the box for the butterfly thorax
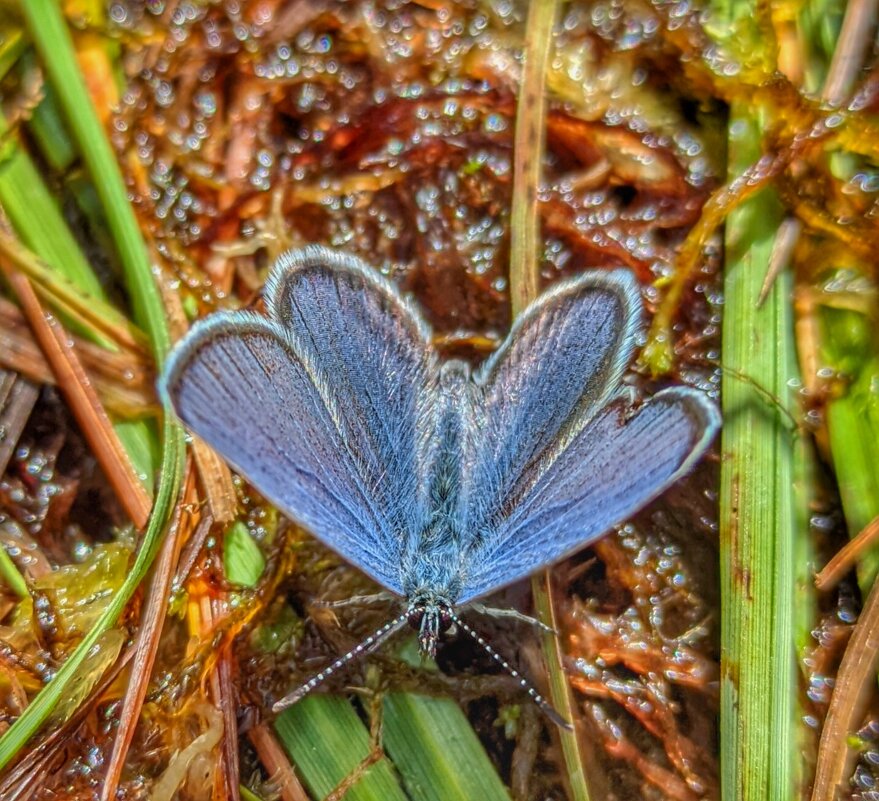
[406,595,454,658]
[400,507,467,643]
[400,359,471,605]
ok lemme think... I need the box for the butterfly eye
[407,605,426,629]
[438,606,453,633]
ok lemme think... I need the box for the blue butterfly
[162,245,719,723]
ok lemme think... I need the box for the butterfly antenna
[449,612,573,730]
[272,611,410,713]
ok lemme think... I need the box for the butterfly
[161,245,720,723]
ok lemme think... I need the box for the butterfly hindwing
[456,387,720,603]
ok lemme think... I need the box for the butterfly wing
[459,269,641,539]
[265,247,440,534]
[457,388,719,603]
[162,247,438,594]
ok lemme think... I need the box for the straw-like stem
[719,104,800,801]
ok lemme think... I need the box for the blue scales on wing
[453,271,720,604]
[456,388,720,603]
[163,246,438,595]
[458,271,641,541]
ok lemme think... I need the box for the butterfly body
[162,245,720,712]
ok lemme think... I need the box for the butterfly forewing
[456,387,720,603]
[265,246,439,541]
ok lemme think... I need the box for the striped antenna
[449,612,572,730]
[272,611,409,713]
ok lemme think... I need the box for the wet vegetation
[0,1,877,800]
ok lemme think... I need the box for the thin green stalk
[23,52,77,172]
[0,417,183,772]
[531,573,591,798]
[239,786,265,801]
[0,25,24,80]
[819,305,879,590]
[0,544,28,598]
[718,104,800,801]
[508,0,554,318]
[792,418,817,793]
[19,49,118,261]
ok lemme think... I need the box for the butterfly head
[407,596,454,659]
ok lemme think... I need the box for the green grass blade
[275,696,410,801]
[0,543,28,598]
[0,3,186,770]
[239,785,266,801]
[224,520,266,589]
[719,104,800,801]
[382,639,511,801]
[24,54,77,171]
[113,418,159,494]
[19,0,170,357]
[382,691,511,801]
[0,111,106,303]
[19,47,119,263]
[0,418,184,772]
[819,305,879,589]
[0,24,25,80]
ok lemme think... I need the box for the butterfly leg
[312,591,397,609]
[273,612,410,712]
[467,603,557,635]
